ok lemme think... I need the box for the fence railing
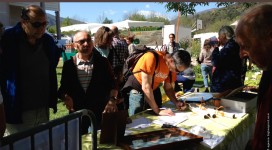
[0,109,97,150]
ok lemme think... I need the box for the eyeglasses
[75,38,92,45]
[28,21,48,28]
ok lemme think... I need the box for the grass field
[50,58,262,120]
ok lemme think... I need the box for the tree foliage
[47,26,56,34]
[158,2,257,16]
[124,11,170,25]
[102,17,113,24]
[61,17,73,27]
[128,13,146,21]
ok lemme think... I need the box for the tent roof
[61,19,164,33]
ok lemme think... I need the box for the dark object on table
[212,114,216,118]
[161,124,178,128]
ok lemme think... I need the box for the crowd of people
[0,3,271,149]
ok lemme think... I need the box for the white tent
[61,19,164,33]
[61,23,103,32]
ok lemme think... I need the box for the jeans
[129,89,144,116]
[128,87,162,116]
[201,64,213,87]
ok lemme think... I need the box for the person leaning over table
[58,31,118,134]
[0,5,60,136]
[235,3,272,150]
[122,50,191,116]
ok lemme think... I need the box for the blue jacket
[211,38,242,92]
[0,22,60,123]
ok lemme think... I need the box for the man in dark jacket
[58,31,118,134]
[211,26,242,92]
[0,5,60,135]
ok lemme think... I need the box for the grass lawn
[50,59,69,120]
[50,58,262,120]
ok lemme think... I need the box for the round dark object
[212,114,216,118]
[204,115,209,119]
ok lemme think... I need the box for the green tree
[159,2,257,16]
[190,39,201,58]
[125,11,171,25]
[47,26,56,34]
[128,13,146,21]
[61,17,73,27]
[102,17,113,24]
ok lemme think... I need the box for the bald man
[58,31,118,134]
[235,3,272,150]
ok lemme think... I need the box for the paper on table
[126,117,152,129]
[153,113,188,126]
[190,125,225,149]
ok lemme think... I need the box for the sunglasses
[29,21,48,28]
[75,38,92,45]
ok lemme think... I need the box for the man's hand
[175,101,187,111]
[158,108,175,116]
[103,100,118,113]
[63,94,74,112]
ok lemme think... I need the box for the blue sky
[47,2,218,23]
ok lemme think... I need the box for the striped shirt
[76,54,93,92]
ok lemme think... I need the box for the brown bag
[99,110,127,145]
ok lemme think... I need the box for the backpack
[122,46,159,83]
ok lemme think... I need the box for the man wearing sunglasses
[122,50,191,116]
[0,5,60,135]
[58,31,118,134]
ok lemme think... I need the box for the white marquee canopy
[61,19,164,33]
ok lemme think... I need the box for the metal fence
[0,109,97,150]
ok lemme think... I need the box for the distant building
[0,2,61,39]
[193,32,218,48]
[162,24,191,47]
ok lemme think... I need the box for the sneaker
[204,87,209,93]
